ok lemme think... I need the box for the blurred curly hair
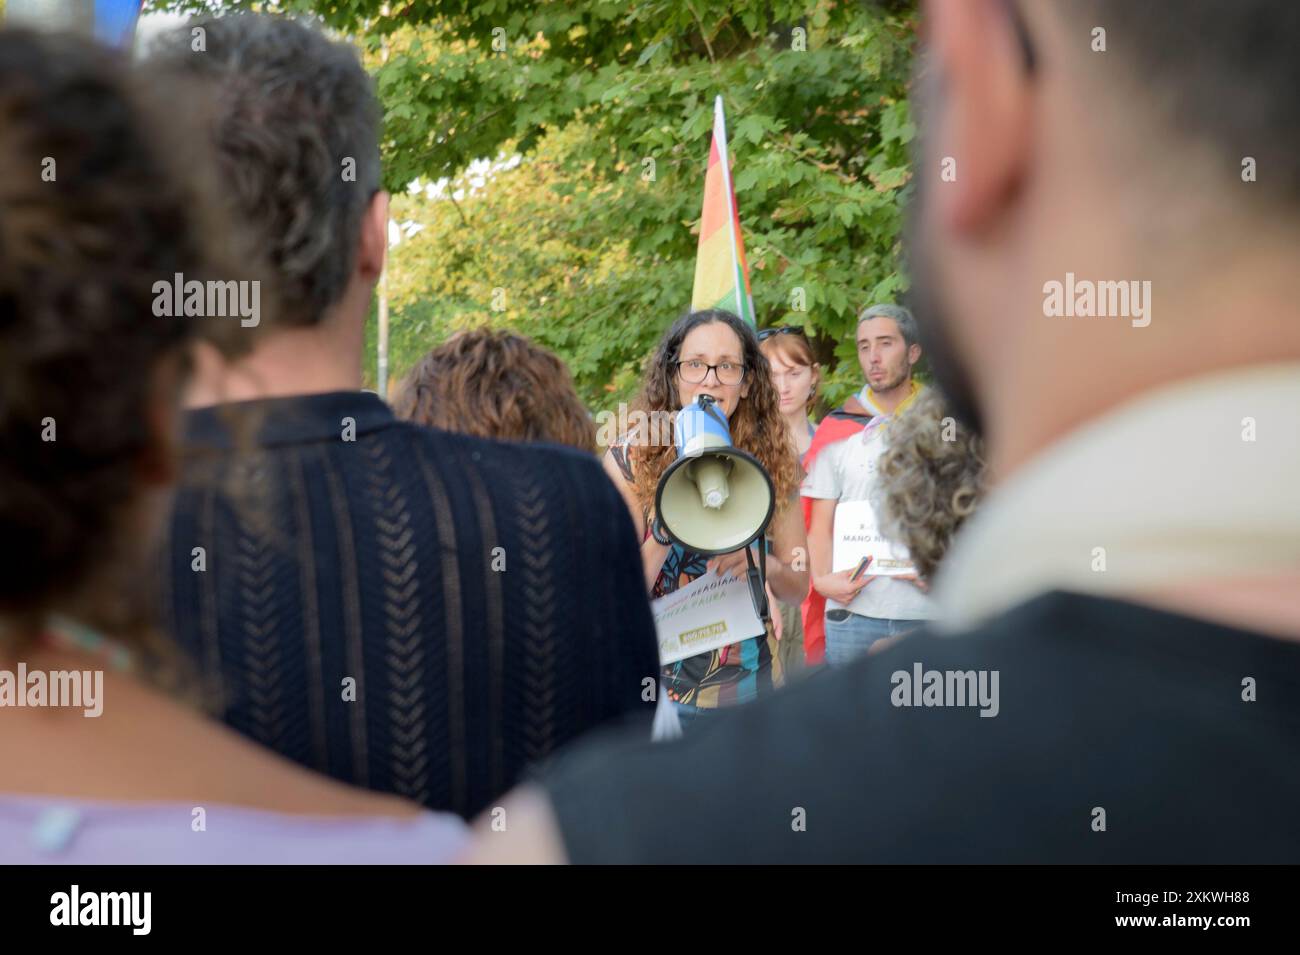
[393,327,595,453]
[877,388,986,580]
[0,29,254,650]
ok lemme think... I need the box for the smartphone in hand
[850,555,873,581]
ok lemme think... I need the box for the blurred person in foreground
[147,14,658,820]
[0,29,464,862]
[465,0,1300,862]
[393,327,595,453]
[758,325,821,678]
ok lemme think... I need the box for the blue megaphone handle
[695,394,729,431]
[674,394,733,456]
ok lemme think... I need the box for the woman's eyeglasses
[757,325,807,342]
[674,359,747,385]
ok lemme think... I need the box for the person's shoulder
[755,588,1286,741]
[809,409,868,451]
[541,592,1300,862]
[0,794,467,864]
[388,420,595,467]
[601,433,638,484]
[390,421,622,501]
[536,595,1112,861]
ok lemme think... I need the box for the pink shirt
[1,795,468,864]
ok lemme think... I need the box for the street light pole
[377,271,390,400]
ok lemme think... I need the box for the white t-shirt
[803,421,933,621]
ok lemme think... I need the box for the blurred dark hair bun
[0,29,252,630]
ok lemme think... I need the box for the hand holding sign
[652,568,766,665]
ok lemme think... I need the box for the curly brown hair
[393,327,595,453]
[0,30,254,650]
[877,388,986,580]
[627,309,799,519]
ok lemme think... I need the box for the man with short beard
[803,304,932,667]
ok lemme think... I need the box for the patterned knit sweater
[159,391,658,819]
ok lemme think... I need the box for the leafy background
[148,0,918,413]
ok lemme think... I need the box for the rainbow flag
[691,96,755,326]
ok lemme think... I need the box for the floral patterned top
[610,435,782,709]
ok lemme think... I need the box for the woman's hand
[706,547,755,580]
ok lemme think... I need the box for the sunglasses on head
[757,326,807,342]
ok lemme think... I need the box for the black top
[542,591,1300,862]
[160,391,658,819]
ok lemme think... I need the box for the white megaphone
[655,396,775,555]
[654,395,776,619]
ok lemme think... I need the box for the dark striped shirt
[160,391,658,818]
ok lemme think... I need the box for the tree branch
[685,1,715,63]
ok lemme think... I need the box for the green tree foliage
[158,0,918,412]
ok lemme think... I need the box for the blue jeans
[824,611,920,667]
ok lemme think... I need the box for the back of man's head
[148,14,382,329]
[1057,0,1300,214]
[911,0,1300,462]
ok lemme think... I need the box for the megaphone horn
[654,395,775,557]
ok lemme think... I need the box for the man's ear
[907,342,922,368]
[356,190,390,283]
[922,0,1034,234]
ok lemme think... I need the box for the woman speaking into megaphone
[602,309,809,732]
